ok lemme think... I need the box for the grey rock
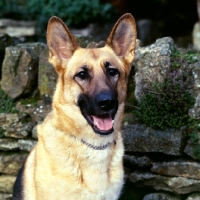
[151,160,200,179]
[18,139,37,151]
[0,113,18,130]
[0,19,36,37]
[187,193,200,200]
[38,44,57,99]
[143,193,181,200]
[134,37,173,101]
[189,60,200,97]
[32,125,38,139]
[16,101,51,123]
[0,152,27,175]
[189,91,200,118]
[5,121,33,139]
[0,33,20,52]
[76,36,94,48]
[0,138,18,151]
[123,124,186,156]
[129,171,200,194]
[193,22,200,51]
[0,193,12,200]
[1,43,40,99]
[124,154,151,167]
[0,175,16,193]
[184,137,200,160]
[0,33,21,69]
[32,103,51,123]
[0,113,34,138]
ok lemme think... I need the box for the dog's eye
[76,71,88,80]
[107,68,119,77]
[104,61,119,77]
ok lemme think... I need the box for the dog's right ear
[47,16,78,73]
[106,13,136,71]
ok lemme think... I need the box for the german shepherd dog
[13,13,136,200]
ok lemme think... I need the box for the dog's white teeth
[112,120,114,125]
[95,122,98,126]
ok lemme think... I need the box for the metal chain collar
[81,139,116,150]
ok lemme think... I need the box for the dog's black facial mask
[78,91,118,136]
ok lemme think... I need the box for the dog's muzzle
[78,92,118,136]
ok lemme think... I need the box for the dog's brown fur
[13,13,136,200]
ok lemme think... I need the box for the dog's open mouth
[84,112,115,135]
[90,114,114,134]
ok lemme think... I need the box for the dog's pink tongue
[92,115,113,131]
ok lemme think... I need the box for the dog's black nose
[97,93,117,110]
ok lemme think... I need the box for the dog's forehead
[69,46,123,68]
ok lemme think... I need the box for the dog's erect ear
[106,13,137,66]
[46,16,78,71]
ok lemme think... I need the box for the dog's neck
[81,139,116,150]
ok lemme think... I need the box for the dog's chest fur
[23,120,124,200]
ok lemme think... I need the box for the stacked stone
[1,34,200,199]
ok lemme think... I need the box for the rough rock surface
[143,193,181,200]
[18,139,37,152]
[134,37,173,101]
[124,154,151,167]
[0,33,21,69]
[193,22,200,51]
[0,193,12,200]
[0,175,16,193]
[129,171,200,194]
[32,125,38,139]
[186,193,200,200]
[189,90,200,118]
[184,137,200,160]
[0,153,27,175]
[123,124,187,155]
[16,101,51,123]
[1,43,40,99]
[0,139,18,151]
[0,113,18,129]
[151,160,200,179]
[38,44,57,99]
[4,121,33,138]
[0,19,36,37]
[0,113,34,138]
[1,37,200,198]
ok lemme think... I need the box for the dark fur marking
[12,164,24,200]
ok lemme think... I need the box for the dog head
[46,14,136,139]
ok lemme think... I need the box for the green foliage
[134,78,195,130]
[0,0,117,41]
[125,67,137,112]
[0,89,17,113]
[0,0,27,19]
[188,119,200,159]
[0,128,5,138]
[189,130,200,158]
[0,0,117,26]
[170,46,199,69]
[134,46,199,130]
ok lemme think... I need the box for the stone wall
[0,34,200,200]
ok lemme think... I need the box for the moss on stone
[133,46,198,130]
[0,88,17,113]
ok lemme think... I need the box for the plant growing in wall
[0,88,17,113]
[134,47,198,130]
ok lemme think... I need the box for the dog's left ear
[106,13,137,66]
